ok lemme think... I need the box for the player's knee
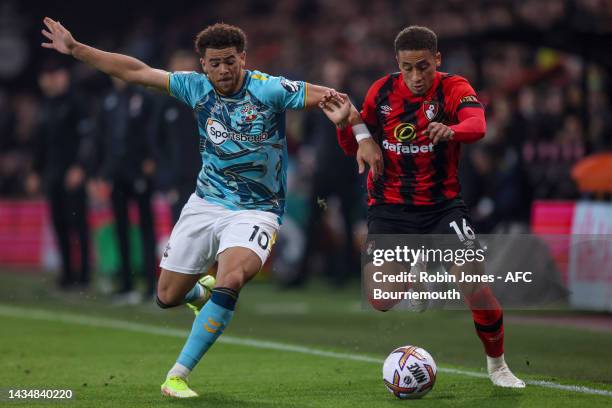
[216,268,251,291]
[155,287,182,308]
[219,273,245,291]
[216,248,262,290]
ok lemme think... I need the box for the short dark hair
[394,26,437,55]
[194,23,247,56]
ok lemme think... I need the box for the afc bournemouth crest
[240,103,258,123]
[423,101,439,121]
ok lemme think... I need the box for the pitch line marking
[1,304,611,398]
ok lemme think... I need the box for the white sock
[183,283,207,307]
[167,362,191,379]
[486,354,506,374]
[191,284,210,308]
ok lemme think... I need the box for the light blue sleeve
[168,71,212,108]
[257,74,306,112]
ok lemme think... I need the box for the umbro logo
[380,105,392,115]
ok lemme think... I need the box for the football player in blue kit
[41,17,379,397]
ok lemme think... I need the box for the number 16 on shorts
[449,218,476,242]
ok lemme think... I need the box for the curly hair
[394,26,437,55]
[194,23,247,56]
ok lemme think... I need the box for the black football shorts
[367,198,475,236]
[366,199,482,270]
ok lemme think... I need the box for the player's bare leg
[364,260,430,313]
[156,268,202,307]
[161,247,262,398]
[214,246,262,289]
[363,261,406,312]
[156,268,216,315]
[449,261,525,388]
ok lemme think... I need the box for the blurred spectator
[31,61,91,289]
[293,59,361,286]
[1,0,612,285]
[151,50,201,222]
[94,78,157,303]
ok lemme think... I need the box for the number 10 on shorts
[249,225,271,250]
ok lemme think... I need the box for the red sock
[465,286,504,358]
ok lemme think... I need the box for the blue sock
[176,288,238,370]
[183,284,203,303]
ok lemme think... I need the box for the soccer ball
[382,345,437,399]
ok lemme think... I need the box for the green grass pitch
[1,272,611,407]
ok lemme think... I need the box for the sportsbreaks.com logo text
[382,139,435,155]
[206,119,269,145]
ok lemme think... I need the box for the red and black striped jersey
[338,71,484,207]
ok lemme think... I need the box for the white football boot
[487,354,526,388]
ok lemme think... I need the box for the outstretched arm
[41,17,168,91]
[304,84,349,109]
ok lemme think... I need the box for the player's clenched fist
[423,122,455,145]
[41,17,77,55]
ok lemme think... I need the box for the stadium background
[1,0,612,406]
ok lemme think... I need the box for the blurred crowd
[1,0,611,288]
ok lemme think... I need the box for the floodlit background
[0,1,611,406]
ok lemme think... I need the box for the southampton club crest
[423,101,439,121]
[240,103,258,123]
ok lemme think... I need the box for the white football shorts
[159,193,279,274]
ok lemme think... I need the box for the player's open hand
[357,138,384,180]
[318,90,350,128]
[41,17,77,55]
[423,122,454,145]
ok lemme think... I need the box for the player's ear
[200,57,207,74]
[239,51,246,69]
[434,52,441,68]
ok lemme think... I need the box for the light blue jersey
[168,70,306,220]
